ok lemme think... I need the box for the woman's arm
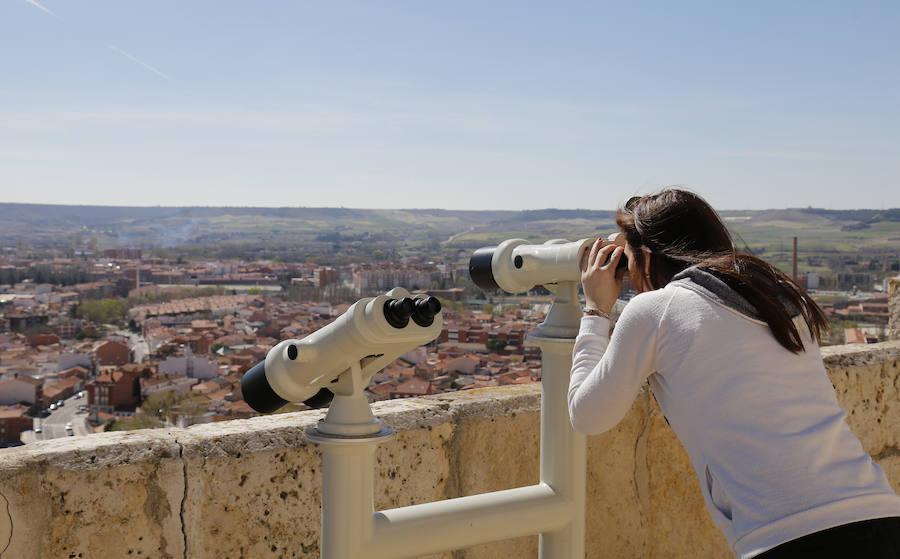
[568,296,661,435]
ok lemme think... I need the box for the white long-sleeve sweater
[568,273,900,558]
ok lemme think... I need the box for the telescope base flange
[305,426,394,444]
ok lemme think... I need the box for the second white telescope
[469,238,595,294]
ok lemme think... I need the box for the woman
[568,189,900,558]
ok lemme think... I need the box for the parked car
[34,426,42,434]
[64,422,72,430]
[49,403,57,411]
[58,399,65,406]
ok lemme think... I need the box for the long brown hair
[616,189,828,353]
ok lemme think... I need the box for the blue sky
[2,1,898,210]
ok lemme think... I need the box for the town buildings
[3,248,894,445]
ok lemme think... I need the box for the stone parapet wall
[1,342,898,559]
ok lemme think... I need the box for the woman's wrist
[584,297,613,314]
[583,306,611,319]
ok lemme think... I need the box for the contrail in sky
[107,45,172,81]
[22,0,173,82]
[24,0,58,18]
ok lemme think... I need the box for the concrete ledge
[1,342,898,558]
[821,340,900,367]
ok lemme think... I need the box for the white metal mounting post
[307,281,586,559]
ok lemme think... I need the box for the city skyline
[2,1,899,210]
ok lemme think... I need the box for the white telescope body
[304,259,589,558]
[469,238,595,294]
[241,288,442,413]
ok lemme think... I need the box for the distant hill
[1,204,897,266]
[797,208,900,222]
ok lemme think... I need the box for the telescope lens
[302,387,334,409]
[384,297,415,328]
[469,247,499,290]
[241,361,288,413]
[411,296,442,327]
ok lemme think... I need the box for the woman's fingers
[581,244,624,312]
[601,246,624,271]
[590,245,616,271]
[587,238,603,268]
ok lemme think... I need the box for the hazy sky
[2,1,898,210]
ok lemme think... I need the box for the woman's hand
[581,238,625,314]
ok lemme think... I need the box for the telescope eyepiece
[412,296,442,327]
[469,247,499,290]
[384,297,415,328]
[241,361,289,413]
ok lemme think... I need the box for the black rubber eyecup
[412,296,442,327]
[241,361,288,413]
[469,247,499,290]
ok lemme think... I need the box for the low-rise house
[58,365,90,380]
[93,340,130,366]
[58,352,92,373]
[237,345,268,361]
[845,328,879,344]
[43,377,81,403]
[0,404,32,444]
[158,349,217,380]
[86,368,142,415]
[27,333,60,347]
[172,334,212,356]
[430,375,454,391]
[191,380,222,395]
[224,400,255,419]
[368,381,397,402]
[141,375,199,398]
[0,374,42,409]
[190,320,218,332]
[444,355,478,375]
[390,379,433,398]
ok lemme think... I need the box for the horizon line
[1,201,896,213]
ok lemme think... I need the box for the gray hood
[671,266,800,321]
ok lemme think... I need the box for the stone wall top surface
[1,343,896,473]
[1,344,897,471]
[0,385,544,472]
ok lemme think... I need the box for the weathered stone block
[0,430,183,558]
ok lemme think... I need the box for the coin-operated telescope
[242,288,442,435]
[468,234,625,338]
[469,234,627,295]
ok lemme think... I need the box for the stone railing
[1,341,898,559]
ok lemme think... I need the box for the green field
[1,204,897,277]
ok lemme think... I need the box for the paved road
[23,395,90,443]
[116,329,150,363]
